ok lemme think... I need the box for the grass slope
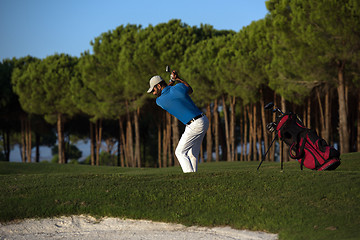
[1,152,359,240]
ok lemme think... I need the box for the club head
[266,122,277,133]
[273,107,284,115]
[165,65,171,73]
[264,102,274,110]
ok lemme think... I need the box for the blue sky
[0,0,268,61]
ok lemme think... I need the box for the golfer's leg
[188,136,204,172]
[175,126,195,173]
[187,118,209,172]
[188,149,198,172]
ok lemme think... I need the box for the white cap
[147,75,164,93]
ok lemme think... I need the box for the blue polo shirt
[156,83,202,125]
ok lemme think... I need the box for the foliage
[50,154,59,164]
[11,56,41,113]
[81,151,116,166]
[0,59,15,108]
[51,144,82,160]
[216,19,273,104]
[73,27,130,120]
[12,54,78,123]
[181,34,233,106]
[266,0,360,102]
[134,20,223,88]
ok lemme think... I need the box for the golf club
[264,102,284,115]
[257,102,286,170]
[165,65,171,73]
[166,65,175,82]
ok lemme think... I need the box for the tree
[266,0,360,153]
[182,34,234,162]
[234,19,274,161]
[71,52,113,166]
[134,20,221,165]
[11,56,41,162]
[72,25,143,166]
[12,54,79,164]
[0,59,16,161]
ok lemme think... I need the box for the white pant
[175,115,209,173]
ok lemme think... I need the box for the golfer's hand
[171,70,179,80]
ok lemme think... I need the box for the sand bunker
[0,215,278,240]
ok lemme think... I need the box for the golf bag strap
[288,131,307,160]
[298,130,310,170]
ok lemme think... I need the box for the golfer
[147,71,209,173]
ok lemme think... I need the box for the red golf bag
[276,113,341,171]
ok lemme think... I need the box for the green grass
[1,153,360,240]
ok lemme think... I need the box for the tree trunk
[172,115,179,166]
[257,123,263,162]
[119,117,127,167]
[6,129,10,161]
[357,89,360,151]
[270,110,276,162]
[95,119,103,166]
[324,91,330,142]
[307,97,311,129]
[317,89,325,139]
[206,103,212,162]
[243,105,248,161]
[222,95,231,161]
[2,128,10,162]
[21,116,26,163]
[239,112,244,161]
[337,61,349,153]
[253,104,257,161]
[90,121,95,166]
[126,115,134,167]
[270,93,277,162]
[27,118,32,163]
[260,96,268,161]
[214,98,220,161]
[281,96,288,162]
[230,96,236,161]
[247,104,252,161]
[57,113,63,164]
[134,108,141,167]
[162,112,168,167]
[157,121,162,168]
[117,132,121,167]
[35,133,40,163]
[166,112,172,166]
[65,134,70,164]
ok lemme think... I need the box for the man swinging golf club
[147,70,209,173]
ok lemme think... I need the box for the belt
[187,113,205,125]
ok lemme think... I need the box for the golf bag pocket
[290,130,341,171]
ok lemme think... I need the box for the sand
[0,215,278,240]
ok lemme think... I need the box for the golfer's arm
[176,78,193,94]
